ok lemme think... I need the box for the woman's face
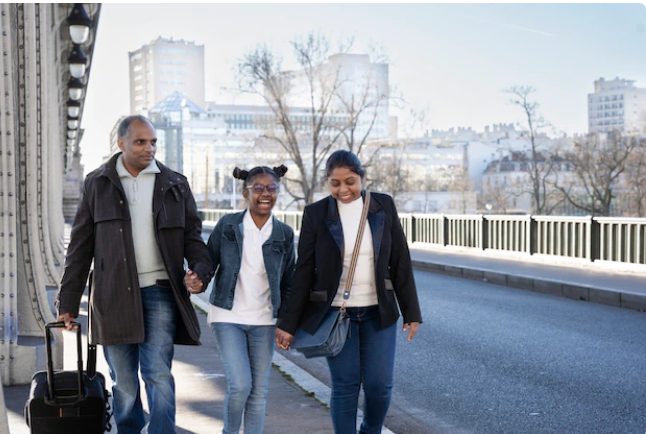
[327,166,363,204]
[242,173,278,217]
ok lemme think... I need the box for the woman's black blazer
[277,191,423,336]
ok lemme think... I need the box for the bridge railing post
[586,216,600,262]
[527,215,536,256]
[442,214,448,247]
[481,214,488,251]
[410,214,416,244]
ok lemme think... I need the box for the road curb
[411,260,646,312]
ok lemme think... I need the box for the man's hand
[184,270,204,294]
[57,313,77,331]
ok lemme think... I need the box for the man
[56,115,213,434]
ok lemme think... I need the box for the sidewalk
[409,246,646,311]
[4,296,333,434]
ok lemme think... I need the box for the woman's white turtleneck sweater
[331,197,378,308]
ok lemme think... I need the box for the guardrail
[199,209,646,267]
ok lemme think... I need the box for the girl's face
[327,166,363,204]
[242,173,278,217]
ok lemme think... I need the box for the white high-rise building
[129,37,205,115]
[284,53,390,140]
[588,77,646,134]
[328,54,390,140]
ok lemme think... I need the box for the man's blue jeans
[103,284,178,434]
[210,322,275,434]
[326,306,397,434]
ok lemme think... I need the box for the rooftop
[149,91,206,115]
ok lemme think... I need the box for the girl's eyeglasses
[246,183,279,194]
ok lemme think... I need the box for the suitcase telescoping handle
[44,321,85,406]
[86,270,96,379]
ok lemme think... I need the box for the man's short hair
[118,115,154,141]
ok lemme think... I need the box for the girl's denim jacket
[207,211,295,317]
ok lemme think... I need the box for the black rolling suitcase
[24,321,112,433]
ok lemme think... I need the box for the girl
[207,165,294,434]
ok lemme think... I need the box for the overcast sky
[79,2,646,173]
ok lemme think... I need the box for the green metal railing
[199,209,646,266]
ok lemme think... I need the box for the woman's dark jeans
[326,305,397,434]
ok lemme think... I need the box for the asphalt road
[279,269,646,434]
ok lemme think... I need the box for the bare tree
[369,148,410,207]
[421,173,439,213]
[621,142,646,216]
[236,32,390,205]
[336,53,390,156]
[448,167,475,214]
[553,131,639,216]
[365,108,430,209]
[479,183,510,214]
[504,85,558,214]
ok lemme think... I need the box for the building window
[134,74,142,81]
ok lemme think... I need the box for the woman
[275,150,422,434]
[207,165,294,434]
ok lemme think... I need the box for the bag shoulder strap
[341,191,371,310]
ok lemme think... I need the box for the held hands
[275,328,294,350]
[403,322,420,342]
[57,313,77,331]
[184,270,204,294]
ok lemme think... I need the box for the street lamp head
[67,115,79,130]
[67,76,84,101]
[68,44,87,78]
[67,4,92,44]
[485,203,493,211]
[67,99,81,118]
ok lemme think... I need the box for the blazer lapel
[367,192,385,264]
[325,196,344,256]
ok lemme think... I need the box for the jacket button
[119,228,122,232]
[123,258,126,262]
[119,200,123,204]
[127,287,131,291]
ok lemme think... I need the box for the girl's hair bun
[272,165,288,178]
[232,167,249,180]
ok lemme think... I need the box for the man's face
[118,120,157,175]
